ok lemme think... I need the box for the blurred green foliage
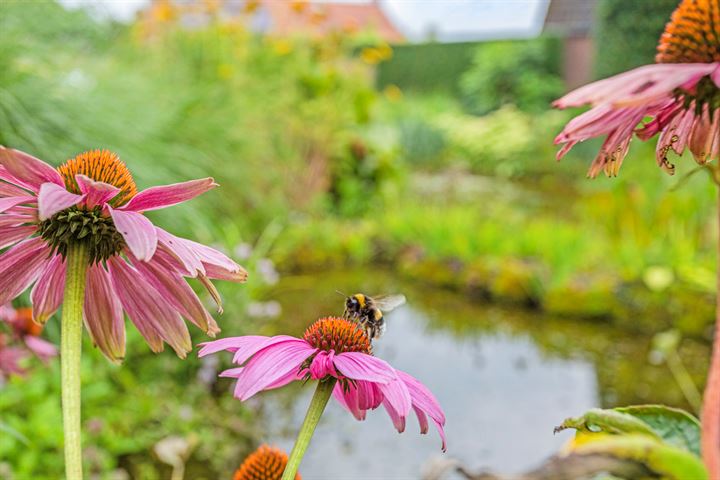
[459,37,564,114]
[594,0,678,78]
[376,40,478,94]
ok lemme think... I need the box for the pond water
[246,270,707,479]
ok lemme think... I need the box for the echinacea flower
[554,0,719,177]
[0,147,247,362]
[0,304,57,379]
[199,316,447,451]
[233,445,300,480]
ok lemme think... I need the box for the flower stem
[281,378,337,480]
[61,243,88,480]
[703,185,720,478]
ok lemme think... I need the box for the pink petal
[232,335,311,365]
[0,177,31,197]
[232,339,315,400]
[109,208,158,261]
[711,64,720,87]
[108,256,191,357]
[333,382,367,421]
[0,196,35,214]
[0,213,32,228]
[554,63,718,109]
[332,352,397,383]
[310,350,338,379]
[382,397,406,433]
[0,147,63,192]
[131,252,217,336]
[219,367,244,378]
[24,335,58,360]
[203,263,249,283]
[0,347,29,377]
[0,224,36,249]
[75,174,120,208]
[0,237,51,306]
[156,227,246,280]
[198,335,271,358]
[379,377,412,419]
[83,263,126,363]
[30,254,66,324]
[122,178,218,212]
[396,369,447,451]
[413,406,429,434]
[227,366,303,390]
[37,183,85,221]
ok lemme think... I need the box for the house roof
[251,1,404,42]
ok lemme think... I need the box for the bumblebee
[342,293,406,340]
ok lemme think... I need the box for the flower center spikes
[303,316,371,354]
[57,150,137,206]
[38,206,125,263]
[233,445,300,480]
[656,0,720,63]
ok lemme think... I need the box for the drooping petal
[83,262,125,363]
[156,227,247,281]
[37,183,85,221]
[30,254,66,324]
[23,335,58,361]
[0,196,35,214]
[156,228,205,276]
[232,339,315,400]
[396,369,447,452]
[0,224,36,249]
[130,251,218,336]
[333,382,367,421]
[0,237,51,306]
[75,174,121,208]
[109,208,158,261]
[379,377,412,419]
[108,256,191,357]
[0,147,63,192]
[382,397,406,433]
[203,263,249,283]
[332,351,397,383]
[122,178,218,212]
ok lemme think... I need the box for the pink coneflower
[199,317,446,464]
[0,147,247,362]
[554,0,719,177]
[0,305,57,379]
[554,0,720,476]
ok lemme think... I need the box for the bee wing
[373,294,406,312]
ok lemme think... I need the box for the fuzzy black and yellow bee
[342,293,406,340]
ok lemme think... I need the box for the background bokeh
[0,1,715,478]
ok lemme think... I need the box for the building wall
[563,36,594,90]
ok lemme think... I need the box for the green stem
[61,243,88,480]
[281,378,337,480]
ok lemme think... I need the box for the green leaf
[555,408,661,439]
[571,434,707,480]
[614,405,701,457]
